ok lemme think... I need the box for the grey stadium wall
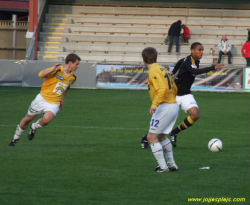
[0,60,96,89]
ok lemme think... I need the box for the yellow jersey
[38,66,76,105]
[148,63,177,108]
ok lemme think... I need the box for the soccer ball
[208,138,223,152]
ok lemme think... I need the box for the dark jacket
[168,21,182,37]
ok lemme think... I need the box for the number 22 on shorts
[151,119,159,127]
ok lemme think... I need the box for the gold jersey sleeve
[148,63,177,108]
[38,66,76,105]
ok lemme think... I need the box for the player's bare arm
[39,63,62,78]
[150,107,156,115]
[60,88,69,110]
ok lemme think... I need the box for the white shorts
[149,103,179,134]
[176,94,198,113]
[27,93,60,116]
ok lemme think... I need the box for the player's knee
[42,117,52,125]
[24,115,35,123]
[42,112,55,125]
[191,113,200,121]
[147,133,159,144]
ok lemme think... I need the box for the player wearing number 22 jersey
[9,53,81,146]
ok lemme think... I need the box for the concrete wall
[0,60,96,89]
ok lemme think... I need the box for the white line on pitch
[0,124,145,131]
[0,124,248,134]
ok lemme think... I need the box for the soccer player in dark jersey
[141,42,224,148]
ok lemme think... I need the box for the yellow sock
[176,116,195,132]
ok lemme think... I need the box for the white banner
[243,67,250,91]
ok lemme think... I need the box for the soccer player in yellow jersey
[142,47,179,172]
[9,53,81,146]
[141,42,224,148]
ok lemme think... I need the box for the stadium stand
[37,4,250,65]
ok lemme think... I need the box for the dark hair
[191,42,203,50]
[247,37,250,42]
[65,53,81,64]
[142,47,157,64]
[177,20,182,24]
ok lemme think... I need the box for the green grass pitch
[0,87,249,205]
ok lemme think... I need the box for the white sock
[150,142,168,169]
[31,120,42,130]
[13,125,25,140]
[160,138,175,164]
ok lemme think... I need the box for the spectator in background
[218,35,232,64]
[168,20,182,55]
[241,37,250,67]
[181,24,190,43]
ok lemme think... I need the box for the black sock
[142,134,148,141]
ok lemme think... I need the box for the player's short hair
[65,53,81,64]
[190,42,203,50]
[142,47,157,64]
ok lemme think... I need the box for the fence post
[12,14,17,60]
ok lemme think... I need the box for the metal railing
[0,20,28,27]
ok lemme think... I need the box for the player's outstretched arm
[214,64,224,69]
[38,63,62,78]
[188,64,224,75]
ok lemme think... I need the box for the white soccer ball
[208,138,223,152]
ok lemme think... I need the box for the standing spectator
[168,20,182,55]
[241,37,250,67]
[182,24,190,43]
[218,35,232,64]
